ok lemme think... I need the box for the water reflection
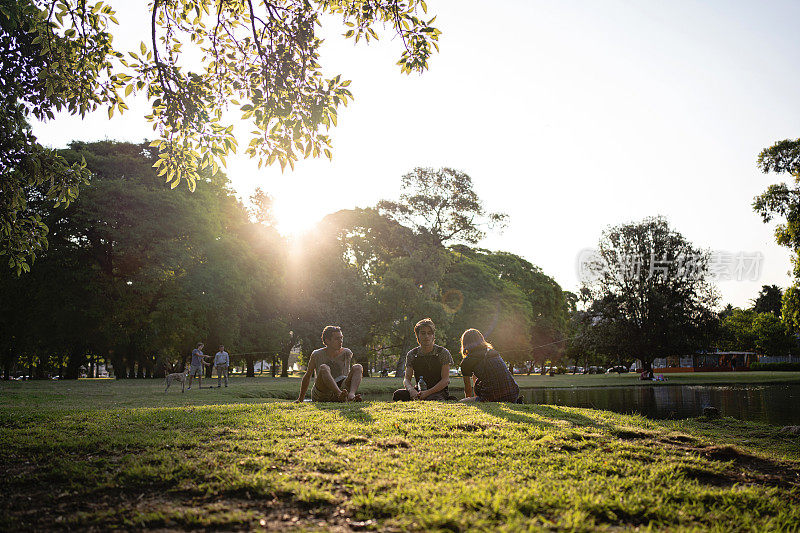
[520,384,800,425]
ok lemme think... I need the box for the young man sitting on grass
[393,318,453,401]
[295,326,363,403]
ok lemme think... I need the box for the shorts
[189,364,203,377]
[392,388,449,401]
[311,376,351,402]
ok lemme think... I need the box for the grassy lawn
[2,378,800,531]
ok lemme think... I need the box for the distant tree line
[0,141,571,379]
[5,141,797,381]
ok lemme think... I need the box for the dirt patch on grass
[611,428,654,440]
[659,433,697,445]
[336,435,370,446]
[663,442,800,490]
[374,437,410,449]
[2,487,363,532]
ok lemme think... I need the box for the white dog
[164,369,189,393]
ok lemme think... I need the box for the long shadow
[473,402,600,429]
[532,404,603,427]
[309,401,375,424]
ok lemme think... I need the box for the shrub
[750,362,800,371]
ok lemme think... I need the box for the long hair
[460,328,493,357]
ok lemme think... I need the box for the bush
[750,362,800,371]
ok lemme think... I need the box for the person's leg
[316,364,347,401]
[344,364,363,401]
[392,388,412,401]
[424,390,450,401]
[216,366,222,387]
[224,365,229,387]
[459,396,480,403]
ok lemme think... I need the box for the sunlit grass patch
[2,382,800,531]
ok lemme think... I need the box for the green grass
[2,378,800,531]
[3,372,799,411]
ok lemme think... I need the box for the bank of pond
[362,384,800,425]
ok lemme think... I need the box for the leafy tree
[441,247,570,370]
[1,1,92,273]
[752,312,794,358]
[1,0,441,272]
[378,167,507,246]
[581,217,718,370]
[718,308,757,352]
[718,308,794,358]
[754,138,800,330]
[0,140,282,379]
[751,284,782,317]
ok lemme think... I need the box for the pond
[520,384,800,426]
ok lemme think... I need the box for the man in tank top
[295,326,363,402]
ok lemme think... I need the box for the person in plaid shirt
[459,328,520,403]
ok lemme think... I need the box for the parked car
[606,365,628,374]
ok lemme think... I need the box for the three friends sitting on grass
[296,318,520,403]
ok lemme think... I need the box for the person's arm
[294,354,315,402]
[295,368,314,403]
[419,364,450,399]
[462,374,474,398]
[403,365,419,400]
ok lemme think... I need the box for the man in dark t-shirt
[393,318,454,401]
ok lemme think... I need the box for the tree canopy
[378,167,507,246]
[2,145,573,380]
[754,138,800,331]
[579,217,718,367]
[1,0,441,272]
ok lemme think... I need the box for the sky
[31,1,800,308]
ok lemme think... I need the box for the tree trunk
[246,356,255,377]
[361,363,370,377]
[65,346,83,380]
[271,354,277,377]
[280,346,291,378]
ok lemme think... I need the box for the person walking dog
[187,342,211,390]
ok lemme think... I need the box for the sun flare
[272,198,316,237]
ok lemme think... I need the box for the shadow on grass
[474,402,600,429]
[309,402,375,424]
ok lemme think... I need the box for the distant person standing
[187,342,210,390]
[214,345,230,388]
[393,318,453,401]
[459,328,519,403]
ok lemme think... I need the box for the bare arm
[419,364,450,399]
[295,355,315,403]
[462,374,474,398]
[403,366,419,400]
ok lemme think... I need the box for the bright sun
[272,198,316,237]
